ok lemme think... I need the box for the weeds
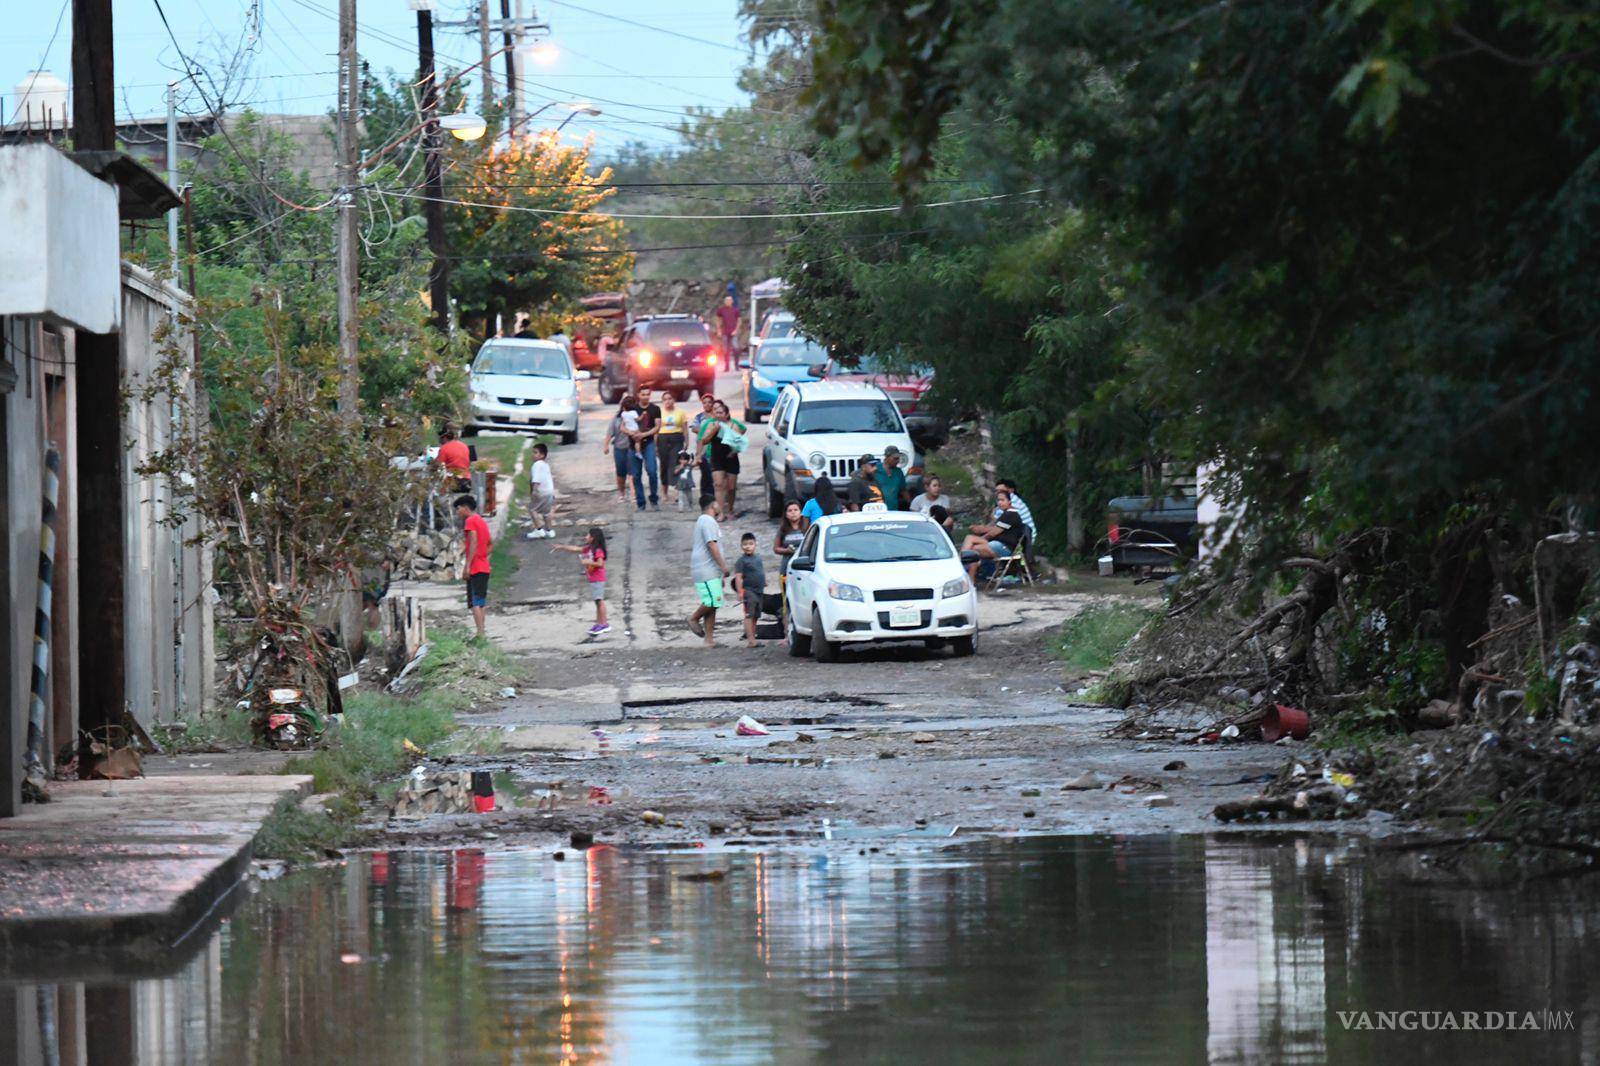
[155,708,254,753]
[1055,603,1156,672]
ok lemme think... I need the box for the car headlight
[808,451,827,471]
[545,394,576,410]
[828,581,864,602]
[941,576,970,598]
[751,372,775,390]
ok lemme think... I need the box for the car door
[789,524,821,621]
[765,392,789,481]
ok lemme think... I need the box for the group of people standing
[605,389,749,521]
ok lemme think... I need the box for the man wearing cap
[846,454,886,511]
[876,446,909,510]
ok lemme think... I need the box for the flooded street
[8,835,1597,1064]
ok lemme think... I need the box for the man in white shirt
[994,478,1037,538]
[525,442,558,539]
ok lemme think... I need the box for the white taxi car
[785,508,977,661]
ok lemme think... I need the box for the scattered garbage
[1163,760,1187,772]
[1020,787,1042,797]
[402,738,428,759]
[1220,724,1241,740]
[641,810,667,825]
[910,732,938,744]
[588,785,612,805]
[471,770,495,813]
[1061,771,1103,791]
[1145,794,1175,808]
[735,715,771,737]
[498,686,517,699]
[1260,704,1311,742]
[387,641,430,692]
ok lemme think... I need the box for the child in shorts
[553,526,610,636]
[732,532,766,649]
[673,450,696,511]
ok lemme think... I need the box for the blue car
[741,338,830,422]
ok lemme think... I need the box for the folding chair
[987,528,1035,590]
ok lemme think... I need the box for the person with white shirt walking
[525,442,557,539]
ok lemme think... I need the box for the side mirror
[789,557,814,572]
[464,363,474,373]
[575,370,592,380]
[808,364,829,378]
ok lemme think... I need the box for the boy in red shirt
[438,427,472,492]
[456,495,492,639]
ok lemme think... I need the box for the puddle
[7,835,1598,1063]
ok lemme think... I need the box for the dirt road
[384,369,1292,848]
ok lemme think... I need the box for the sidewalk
[0,772,311,971]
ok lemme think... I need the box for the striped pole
[23,447,59,801]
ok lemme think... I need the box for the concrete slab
[0,773,312,967]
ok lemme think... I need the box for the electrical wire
[540,0,748,54]
[373,186,1041,222]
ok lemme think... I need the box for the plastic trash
[735,715,770,737]
[641,810,666,825]
[1219,725,1240,740]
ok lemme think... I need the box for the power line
[540,0,748,54]
[373,186,1041,222]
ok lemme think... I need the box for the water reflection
[4,835,1598,1064]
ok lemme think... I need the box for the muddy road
[385,370,1293,849]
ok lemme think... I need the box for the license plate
[509,413,531,423]
[670,369,690,379]
[888,605,921,628]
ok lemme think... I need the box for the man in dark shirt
[713,295,741,357]
[960,489,1026,584]
[631,385,662,509]
[846,455,885,511]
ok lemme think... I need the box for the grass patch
[254,628,522,862]
[155,707,254,753]
[1055,602,1157,672]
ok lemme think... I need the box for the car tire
[787,607,811,657]
[812,609,840,663]
[560,427,579,445]
[767,478,785,518]
[951,632,977,657]
[697,378,715,399]
[598,377,621,405]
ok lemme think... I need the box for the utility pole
[478,1,494,117]
[501,0,519,132]
[70,0,126,781]
[417,6,450,334]
[335,0,360,419]
[166,83,180,272]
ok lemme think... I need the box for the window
[474,344,571,379]
[794,399,904,435]
[756,340,828,367]
[822,521,953,563]
[643,321,713,347]
[799,526,820,559]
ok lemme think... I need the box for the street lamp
[555,106,601,133]
[524,41,559,65]
[440,113,489,141]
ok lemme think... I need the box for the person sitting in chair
[961,488,1026,585]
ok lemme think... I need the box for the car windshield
[764,317,796,341]
[794,399,903,434]
[824,522,953,563]
[757,340,828,367]
[473,345,570,379]
[643,322,712,347]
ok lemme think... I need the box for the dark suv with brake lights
[598,315,721,403]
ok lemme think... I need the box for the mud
[376,372,1344,851]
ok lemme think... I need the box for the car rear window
[643,321,712,346]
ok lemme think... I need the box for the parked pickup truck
[1102,494,1198,571]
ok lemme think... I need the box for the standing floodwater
[4,835,1597,1063]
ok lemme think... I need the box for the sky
[0,0,751,156]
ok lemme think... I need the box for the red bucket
[1262,704,1311,742]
